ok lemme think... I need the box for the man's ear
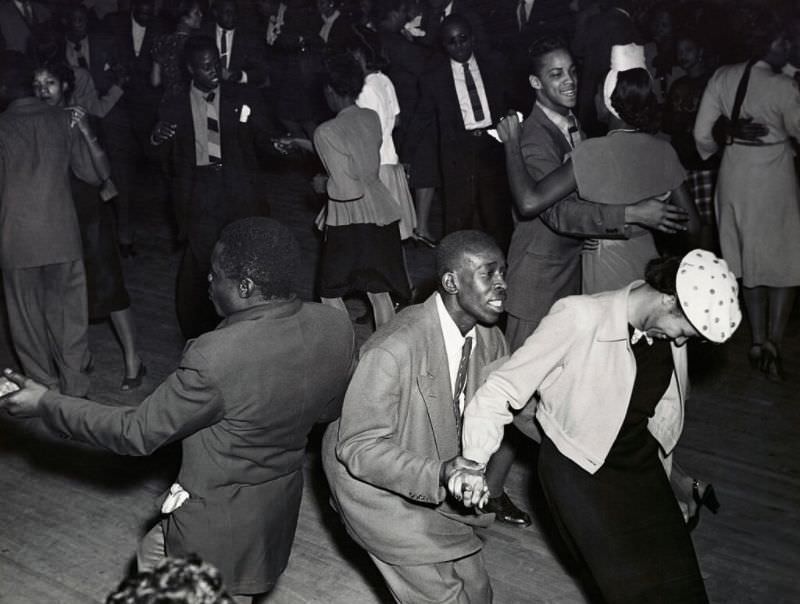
[238,277,256,298]
[441,271,459,295]
[529,74,542,91]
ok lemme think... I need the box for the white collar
[451,53,477,70]
[536,100,575,133]
[783,63,799,78]
[435,292,476,349]
[322,9,340,24]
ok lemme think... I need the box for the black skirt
[319,221,410,300]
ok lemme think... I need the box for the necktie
[462,62,485,123]
[75,43,88,69]
[517,0,526,31]
[452,336,473,436]
[567,114,581,148]
[206,92,222,164]
[220,30,229,69]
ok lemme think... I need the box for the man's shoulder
[362,302,436,356]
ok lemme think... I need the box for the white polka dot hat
[676,249,742,343]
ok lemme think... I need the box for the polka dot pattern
[676,249,742,343]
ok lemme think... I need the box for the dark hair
[183,35,218,66]
[33,61,76,102]
[439,13,472,41]
[106,555,234,604]
[216,217,300,300]
[644,255,681,295]
[610,68,659,133]
[349,26,389,72]
[166,0,200,24]
[528,35,570,77]
[323,52,366,99]
[436,230,500,281]
[743,9,785,59]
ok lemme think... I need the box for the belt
[466,127,490,137]
[195,162,223,171]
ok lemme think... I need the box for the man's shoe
[484,491,531,527]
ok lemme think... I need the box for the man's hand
[443,456,489,508]
[625,197,689,233]
[151,121,177,145]
[496,111,522,144]
[0,369,47,418]
[712,115,768,146]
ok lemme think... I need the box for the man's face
[451,247,507,327]
[442,21,473,63]
[132,1,154,27]
[676,38,701,73]
[645,298,699,347]
[530,48,577,114]
[65,8,89,39]
[189,49,221,91]
[216,0,238,30]
[208,244,239,317]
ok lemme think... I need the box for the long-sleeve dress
[694,61,800,287]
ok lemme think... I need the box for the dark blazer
[323,294,507,566]
[0,0,50,53]
[199,24,269,86]
[505,104,627,329]
[38,299,356,594]
[155,82,275,247]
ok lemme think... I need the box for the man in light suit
[151,35,276,339]
[323,230,508,603]
[1,217,356,603]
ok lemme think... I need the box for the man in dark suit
[151,35,275,340]
[408,14,513,248]
[419,0,486,51]
[1,217,357,603]
[323,230,508,603]
[201,0,268,87]
[0,0,50,54]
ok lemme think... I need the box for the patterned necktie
[452,336,473,436]
[567,114,581,148]
[206,92,222,164]
[462,62,485,123]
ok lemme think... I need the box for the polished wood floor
[0,162,798,603]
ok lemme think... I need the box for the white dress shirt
[266,2,286,46]
[435,293,476,414]
[537,101,580,149]
[131,15,146,57]
[450,54,492,130]
[319,9,341,43]
[189,84,221,166]
[66,36,91,69]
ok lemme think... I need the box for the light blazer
[505,104,627,326]
[464,282,687,474]
[322,294,508,565]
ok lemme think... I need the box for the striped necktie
[567,114,581,148]
[206,92,222,164]
[452,336,472,437]
[462,62,485,123]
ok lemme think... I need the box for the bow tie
[205,91,215,103]
[631,328,653,346]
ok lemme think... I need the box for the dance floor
[0,161,797,603]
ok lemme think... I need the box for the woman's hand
[67,105,90,134]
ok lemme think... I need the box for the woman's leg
[109,306,142,378]
[414,187,435,240]
[742,285,767,345]
[366,291,395,329]
[767,286,796,350]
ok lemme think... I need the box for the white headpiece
[603,43,647,120]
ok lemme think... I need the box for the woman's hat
[676,249,742,343]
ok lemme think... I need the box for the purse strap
[726,59,757,144]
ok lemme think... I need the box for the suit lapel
[532,104,572,158]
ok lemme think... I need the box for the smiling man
[0,218,356,603]
[322,230,509,603]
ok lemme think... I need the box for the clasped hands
[0,368,47,418]
[442,456,490,509]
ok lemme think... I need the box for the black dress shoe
[484,491,531,527]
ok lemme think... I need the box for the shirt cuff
[239,71,248,84]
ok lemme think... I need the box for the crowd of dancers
[0,0,798,603]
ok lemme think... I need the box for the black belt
[466,127,490,137]
[195,162,223,171]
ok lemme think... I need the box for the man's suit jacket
[506,104,627,329]
[74,32,119,95]
[199,24,269,87]
[0,0,50,53]
[37,299,356,594]
[322,294,508,566]
[155,82,275,251]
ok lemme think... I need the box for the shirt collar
[435,292,476,347]
[217,296,302,329]
[451,53,477,70]
[131,14,146,30]
[322,9,341,24]
[191,83,220,99]
[595,280,643,342]
[536,100,576,134]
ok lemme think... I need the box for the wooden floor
[0,162,798,603]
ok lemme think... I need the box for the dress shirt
[131,15,146,56]
[66,36,90,69]
[189,84,221,166]
[319,9,341,43]
[435,293,476,414]
[537,101,579,149]
[216,25,248,83]
[451,55,492,130]
[266,2,286,46]
[443,1,453,18]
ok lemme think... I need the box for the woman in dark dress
[150,0,204,101]
[455,250,743,603]
[33,63,145,390]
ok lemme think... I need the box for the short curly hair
[436,230,501,281]
[527,35,570,77]
[215,217,301,300]
[323,52,365,99]
[106,555,234,604]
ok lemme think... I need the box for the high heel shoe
[686,480,720,532]
[121,363,147,391]
[748,343,763,370]
[761,340,784,381]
